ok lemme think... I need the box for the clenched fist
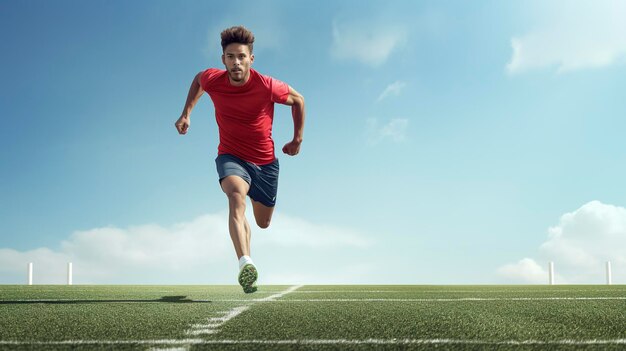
[282,139,302,156]
[175,115,190,135]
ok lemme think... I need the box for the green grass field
[1,285,625,350]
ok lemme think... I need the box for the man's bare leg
[220,175,251,258]
[220,175,258,293]
[243,218,251,256]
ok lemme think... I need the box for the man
[175,26,305,293]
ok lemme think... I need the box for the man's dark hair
[221,26,255,53]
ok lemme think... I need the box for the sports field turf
[1,285,625,350]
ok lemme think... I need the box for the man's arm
[175,72,204,135]
[281,86,305,156]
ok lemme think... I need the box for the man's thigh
[216,154,252,196]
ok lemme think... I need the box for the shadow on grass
[0,296,212,304]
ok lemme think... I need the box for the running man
[175,26,305,293]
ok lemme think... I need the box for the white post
[67,262,73,285]
[27,262,33,285]
[606,261,612,285]
[549,261,554,285]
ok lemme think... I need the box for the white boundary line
[258,284,303,301]
[281,297,626,302]
[185,285,303,336]
[292,289,626,293]
[186,306,249,336]
[148,347,189,351]
[2,338,626,346]
[189,296,626,302]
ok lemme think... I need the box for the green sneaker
[238,264,258,294]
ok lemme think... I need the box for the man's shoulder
[203,68,227,81]
[250,69,284,87]
[200,68,228,91]
[205,67,226,74]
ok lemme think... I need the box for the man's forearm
[181,73,204,117]
[291,99,305,143]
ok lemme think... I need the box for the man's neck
[229,70,252,86]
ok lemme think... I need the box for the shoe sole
[238,264,258,294]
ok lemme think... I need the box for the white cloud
[261,215,372,248]
[496,258,551,284]
[377,81,407,102]
[331,20,407,67]
[541,201,626,267]
[0,211,373,285]
[507,0,626,74]
[366,118,409,144]
[498,201,626,284]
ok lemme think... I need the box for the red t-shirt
[200,68,290,165]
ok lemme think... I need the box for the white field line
[293,290,407,293]
[148,347,189,351]
[197,296,626,302]
[184,285,303,336]
[258,284,303,301]
[186,306,249,336]
[292,289,626,293]
[3,338,626,346]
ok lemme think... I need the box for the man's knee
[221,176,249,207]
[255,217,271,229]
[251,199,274,229]
[226,191,246,208]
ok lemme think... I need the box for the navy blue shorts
[215,154,280,207]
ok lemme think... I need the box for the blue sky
[1,0,626,285]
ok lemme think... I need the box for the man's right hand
[175,115,190,135]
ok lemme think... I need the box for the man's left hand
[282,140,302,156]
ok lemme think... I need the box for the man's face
[222,43,254,86]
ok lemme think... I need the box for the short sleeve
[270,77,290,104]
[199,68,220,92]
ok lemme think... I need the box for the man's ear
[250,54,254,64]
[221,54,226,66]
